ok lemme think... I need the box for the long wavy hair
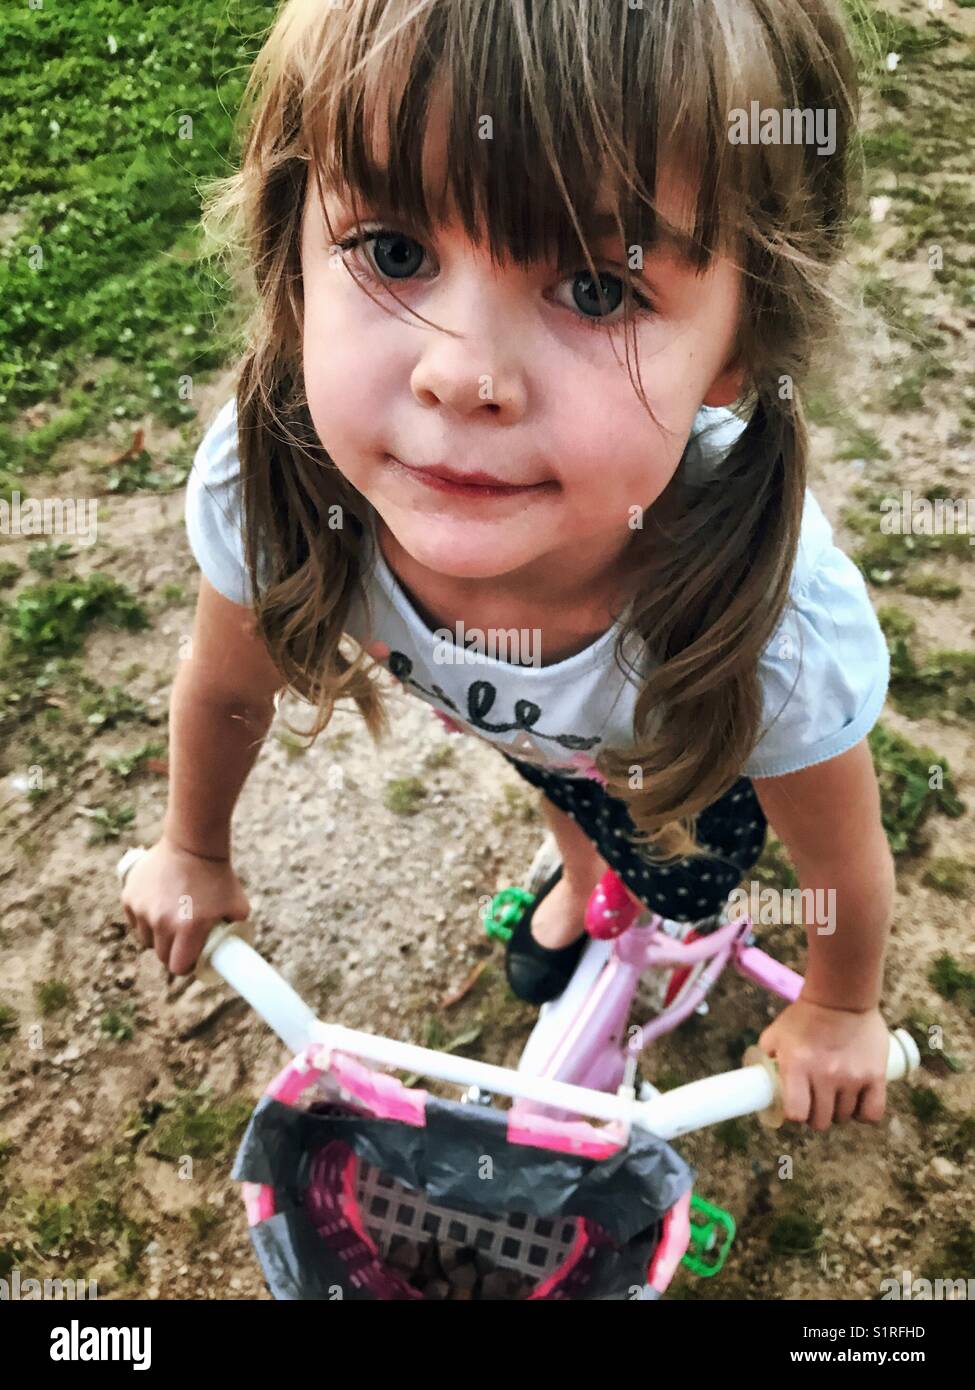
[199,0,861,860]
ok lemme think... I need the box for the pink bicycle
[487,832,807,1115]
[116,845,919,1300]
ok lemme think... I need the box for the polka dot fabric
[500,755,768,927]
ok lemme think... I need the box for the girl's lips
[386,455,553,499]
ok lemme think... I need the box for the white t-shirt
[185,397,890,781]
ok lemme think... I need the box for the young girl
[123,0,896,1134]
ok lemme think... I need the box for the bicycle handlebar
[116,846,921,1140]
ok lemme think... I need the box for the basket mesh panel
[354,1157,581,1283]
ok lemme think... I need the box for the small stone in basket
[386,1235,421,1274]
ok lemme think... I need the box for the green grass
[836,425,889,462]
[928,952,975,1015]
[903,572,962,600]
[887,638,975,721]
[868,723,964,856]
[3,573,148,665]
[144,1088,253,1164]
[99,1006,136,1042]
[0,1,273,469]
[877,605,915,640]
[84,804,136,845]
[104,740,166,779]
[844,486,974,587]
[25,1184,147,1279]
[908,1085,945,1124]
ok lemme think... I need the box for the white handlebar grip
[116,845,148,885]
[744,1028,922,1130]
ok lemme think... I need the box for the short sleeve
[184,396,255,605]
[743,493,890,779]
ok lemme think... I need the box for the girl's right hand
[120,836,251,977]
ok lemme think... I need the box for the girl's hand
[121,836,251,977]
[758,998,890,1131]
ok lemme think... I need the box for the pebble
[385,1238,534,1300]
[928,1156,960,1188]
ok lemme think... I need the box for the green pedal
[682,1193,736,1277]
[484,887,535,943]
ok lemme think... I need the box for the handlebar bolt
[460,1085,494,1107]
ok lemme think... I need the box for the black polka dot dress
[500,754,767,927]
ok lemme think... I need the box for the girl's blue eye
[334,227,654,326]
[344,229,425,279]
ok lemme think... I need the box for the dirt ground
[1,0,972,1302]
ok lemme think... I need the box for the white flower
[107,34,118,55]
[49,118,61,137]
[885,52,900,72]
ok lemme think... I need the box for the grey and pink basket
[234,1042,694,1300]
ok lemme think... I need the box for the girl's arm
[749,739,896,1130]
[752,738,894,1010]
[163,576,288,861]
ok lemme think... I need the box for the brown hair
[200,0,860,860]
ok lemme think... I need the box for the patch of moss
[187,1203,223,1245]
[424,742,456,769]
[937,1114,975,1164]
[491,783,539,825]
[928,952,975,1015]
[908,1085,945,1124]
[919,1225,975,1284]
[22,1163,148,1280]
[716,1118,750,1155]
[768,1210,824,1257]
[921,857,972,898]
[34,979,74,1016]
[146,1089,254,1164]
[877,605,916,640]
[99,1006,135,1042]
[903,572,961,600]
[887,640,975,721]
[868,723,964,856]
[886,357,954,413]
[836,426,889,462]
[383,777,427,815]
[903,1011,965,1075]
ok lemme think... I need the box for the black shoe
[504,865,588,1004]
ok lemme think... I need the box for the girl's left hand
[758,999,890,1131]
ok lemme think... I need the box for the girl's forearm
[794,835,895,1012]
[162,663,275,861]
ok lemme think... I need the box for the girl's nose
[408,271,529,422]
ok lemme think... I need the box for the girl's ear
[702,357,747,408]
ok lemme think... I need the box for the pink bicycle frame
[517,870,804,1111]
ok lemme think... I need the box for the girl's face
[300,142,744,601]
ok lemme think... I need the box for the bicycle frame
[514,869,804,1122]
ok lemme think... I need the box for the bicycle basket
[232,1044,695,1301]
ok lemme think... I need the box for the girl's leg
[530,797,609,949]
[500,753,768,933]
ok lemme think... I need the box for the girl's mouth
[386,455,554,499]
